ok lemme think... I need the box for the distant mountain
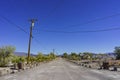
[105,52,116,56]
[92,52,116,59]
[92,52,116,55]
[14,52,36,56]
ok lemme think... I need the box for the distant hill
[106,52,116,57]
[92,52,116,59]
[14,52,36,56]
[92,52,116,55]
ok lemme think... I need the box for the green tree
[29,56,36,63]
[36,52,44,62]
[70,52,79,60]
[114,47,120,60]
[36,52,56,63]
[79,53,84,60]
[12,56,26,63]
[63,52,68,58]
[0,46,16,66]
[43,55,49,61]
[49,52,56,60]
[82,52,93,60]
[12,55,20,63]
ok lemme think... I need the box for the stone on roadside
[0,68,12,76]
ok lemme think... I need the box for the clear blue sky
[0,0,120,54]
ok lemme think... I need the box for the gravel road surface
[0,58,120,80]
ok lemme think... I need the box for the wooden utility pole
[27,19,37,64]
[53,49,55,54]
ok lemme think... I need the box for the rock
[0,68,12,76]
[113,67,117,71]
[89,65,91,68]
[109,67,113,71]
[84,65,87,67]
[11,70,18,74]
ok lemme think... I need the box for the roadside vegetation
[0,45,120,71]
[63,52,94,61]
[0,46,16,67]
[62,47,120,61]
[0,45,56,67]
[62,47,120,71]
[114,46,120,60]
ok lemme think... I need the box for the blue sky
[0,0,120,54]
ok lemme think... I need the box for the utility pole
[27,19,37,64]
[53,49,55,54]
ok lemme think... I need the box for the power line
[34,0,64,30]
[58,13,120,29]
[41,0,64,22]
[0,16,29,35]
[33,37,48,50]
[35,27,120,33]
[0,15,47,53]
[34,12,120,34]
